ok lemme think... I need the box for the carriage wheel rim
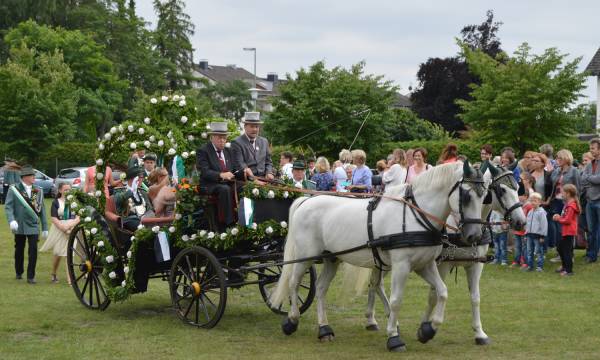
[191,282,201,297]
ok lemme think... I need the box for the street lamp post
[243,47,257,110]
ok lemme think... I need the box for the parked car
[0,167,55,198]
[34,169,55,197]
[53,167,87,194]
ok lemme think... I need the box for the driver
[231,112,274,183]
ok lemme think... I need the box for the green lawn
[0,200,599,359]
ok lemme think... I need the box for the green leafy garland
[68,94,291,303]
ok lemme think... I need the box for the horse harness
[366,177,486,270]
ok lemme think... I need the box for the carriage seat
[104,195,174,229]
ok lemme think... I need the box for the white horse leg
[316,259,339,341]
[415,261,448,344]
[365,269,389,331]
[385,263,410,352]
[421,262,451,324]
[282,262,311,335]
[465,262,490,345]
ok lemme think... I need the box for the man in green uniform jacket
[5,166,48,283]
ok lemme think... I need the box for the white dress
[382,164,407,187]
[40,199,78,257]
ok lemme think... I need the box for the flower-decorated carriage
[64,94,316,328]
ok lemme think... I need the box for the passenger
[147,168,175,217]
[231,112,274,182]
[113,166,154,232]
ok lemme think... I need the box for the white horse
[270,161,490,352]
[362,163,526,345]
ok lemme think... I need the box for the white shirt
[21,182,32,198]
[333,167,348,191]
[212,144,227,167]
[382,164,407,187]
[281,163,293,180]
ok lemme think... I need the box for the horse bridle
[448,174,488,228]
[490,171,523,221]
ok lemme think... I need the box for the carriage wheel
[169,247,227,328]
[67,224,111,310]
[258,264,316,315]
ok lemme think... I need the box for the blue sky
[137,0,598,102]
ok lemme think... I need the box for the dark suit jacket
[231,135,273,177]
[197,143,234,187]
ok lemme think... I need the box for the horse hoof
[365,324,379,331]
[318,325,335,341]
[475,337,491,345]
[417,321,437,343]
[281,317,298,336]
[386,335,406,352]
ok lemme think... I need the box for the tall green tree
[4,20,127,138]
[264,61,398,160]
[153,0,195,90]
[0,44,79,162]
[457,43,587,154]
[411,10,503,132]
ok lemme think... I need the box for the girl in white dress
[40,184,79,284]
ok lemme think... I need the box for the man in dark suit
[197,122,236,227]
[231,112,274,182]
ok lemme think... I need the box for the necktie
[217,150,227,171]
[250,139,256,152]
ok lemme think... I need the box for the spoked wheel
[258,264,316,315]
[67,224,111,310]
[169,246,227,328]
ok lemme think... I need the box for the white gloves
[10,221,19,233]
[42,231,49,239]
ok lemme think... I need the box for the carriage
[65,185,317,328]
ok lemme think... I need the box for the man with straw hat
[197,122,237,228]
[5,166,48,284]
[231,111,274,182]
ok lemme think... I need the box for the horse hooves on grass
[417,321,437,344]
[386,335,406,352]
[475,337,491,345]
[365,324,379,331]
[318,325,335,341]
[281,317,298,336]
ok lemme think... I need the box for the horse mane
[385,162,462,196]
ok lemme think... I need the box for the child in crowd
[491,210,508,265]
[513,173,535,267]
[525,192,548,272]
[552,184,580,276]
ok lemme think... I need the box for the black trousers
[1,184,8,204]
[207,183,235,226]
[14,234,38,279]
[558,235,574,273]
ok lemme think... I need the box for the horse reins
[249,177,462,232]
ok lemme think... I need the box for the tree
[411,10,503,133]
[201,80,253,122]
[153,0,195,90]
[4,20,127,138]
[264,61,398,160]
[568,102,597,134]
[391,108,451,142]
[457,43,587,155]
[0,44,79,162]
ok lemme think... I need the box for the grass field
[1,200,599,359]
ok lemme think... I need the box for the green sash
[9,185,39,219]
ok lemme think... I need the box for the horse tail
[341,264,372,296]
[270,196,311,308]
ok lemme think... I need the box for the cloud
[136,0,598,100]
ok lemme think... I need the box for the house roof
[585,47,600,76]
[194,64,255,83]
